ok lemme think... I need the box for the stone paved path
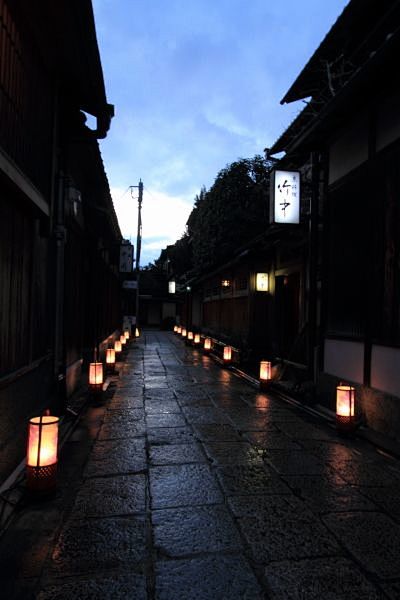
[1,330,400,598]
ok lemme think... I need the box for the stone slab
[84,438,146,477]
[153,505,242,557]
[37,574,147,600]
[322,511,400,579]
[264,556,382,599]
[50,517,148,576]
[150,464,222,509]
[71,474,146,518]
[216,465,291,496]
[155,554,263,600]
[202,441,265,465]
[150,443,207,465]
[146,413,187,428]
[233,495,340,563]
[148,427,196,445]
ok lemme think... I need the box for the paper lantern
[194,333,201,345]
[223,345,232,365]
[204,338,212,352]
[336,384,356,433]
[106,348,116,372]
[114,339,122,354]
[259,360,272,389]
[89,361,103,392]
[26,415,59,492]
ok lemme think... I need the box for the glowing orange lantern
[114,339,122,354]
[182,328,187,338]
[26,414,59,492]
[204,338,212,352]
[135,327,140,338]
[124,328,130,340]
[120,334,127,346]
[89,361,103,392]
[259,360,272,390]
[336,384,356,432]
[194,333,201,345]
[174,325,178,333]
[187,331,194,341]
[106,348,116,372]
[223,345,232,365]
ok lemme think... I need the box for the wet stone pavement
[2,331,400,599]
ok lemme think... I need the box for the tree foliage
[189,155,272,274]
[155,154,273,278]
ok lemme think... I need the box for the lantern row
[173,324,358,434]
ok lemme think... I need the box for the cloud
[111,186,193,264]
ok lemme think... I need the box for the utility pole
[135,180,143,329]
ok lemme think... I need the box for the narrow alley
[1,331,400,599]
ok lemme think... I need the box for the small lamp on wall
[259,360,272,390]
[336,383,356,433]
[256,273,269,292]
[26,413,59,494]
[223,345,232,366]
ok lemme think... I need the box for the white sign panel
[119,242,134,272]
[271,170,300,224]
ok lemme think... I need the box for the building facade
[0,0,121,482]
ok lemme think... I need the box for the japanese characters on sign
[270,170,300,224]
[119,241,134,272]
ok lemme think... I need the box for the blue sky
[92,0,348,266]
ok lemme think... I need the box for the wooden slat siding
[0,200,12,373]
[64,227,85,367]
[0,198,34,376]
[31,223,49,361]
[0,0,53,197]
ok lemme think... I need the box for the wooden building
[269,0,400,440]
[0,0,121,482]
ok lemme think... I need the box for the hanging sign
[270,170,300,224]
[119,242,134,272]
